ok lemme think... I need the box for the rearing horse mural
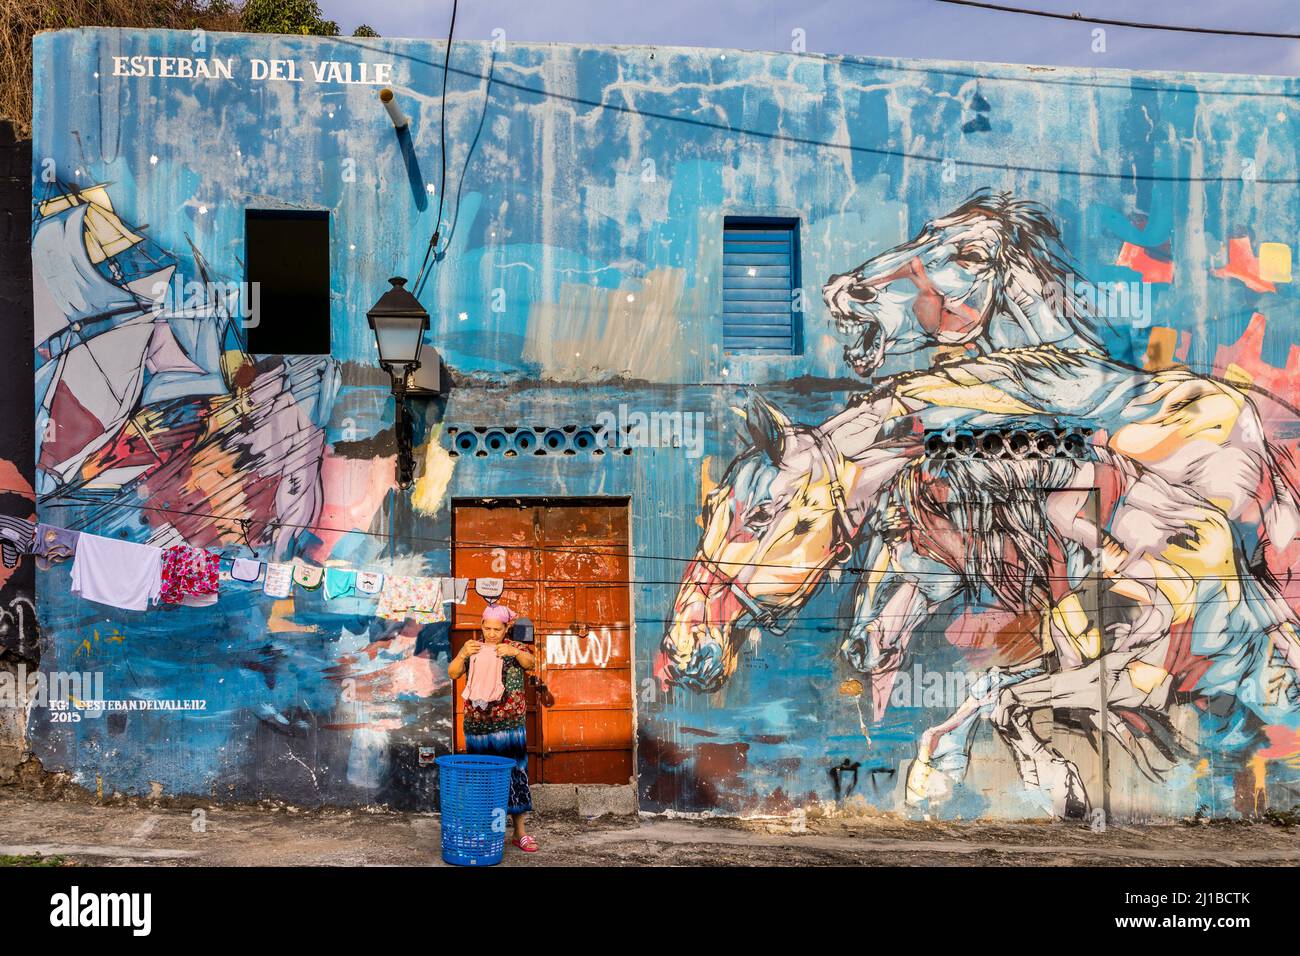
[663,190,1300,817]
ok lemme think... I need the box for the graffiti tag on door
[544,627,617,667]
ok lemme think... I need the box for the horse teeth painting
[664,191,1300,820]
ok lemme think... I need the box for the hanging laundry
[440,576,469,604]
[33,523,79,571]
[230,558,263,583]
[0,516,35,569]
[355,571,384,595]
[70,534,163,612]
[474,577,504,600]
[376,575,445,623]
[262,562,293,598]
[292,562,325,591]
[463,644,505,709]
[159,545,220,606]
[323,568,356,600]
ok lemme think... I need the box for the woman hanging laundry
[446,603,538,852]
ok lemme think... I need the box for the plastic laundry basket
[435,754,515,866]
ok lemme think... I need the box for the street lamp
[367,276,430,489]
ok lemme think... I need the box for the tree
[352,24,379,38]
[240,0,339,36]
[0,0,241,137]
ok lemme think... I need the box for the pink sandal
[512,835,539,852]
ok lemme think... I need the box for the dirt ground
[1,790,1298,866]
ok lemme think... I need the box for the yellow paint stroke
[1224,363,1254,387]
[897,376,1038,416]
[73,627,125,657]
[1259,242,1293,283]
[1247,753,1268,814]
[268,598,317,634]
[696,456,716,529]
[1050,593,1101,661]
[1143,327,1179,371]
[522,268,693,381]
[1127,661,1168,694]
[412,423,455,516]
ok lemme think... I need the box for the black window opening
[722,217,801,354]
[244,209,331,355]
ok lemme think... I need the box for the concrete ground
[1,790,1299,866]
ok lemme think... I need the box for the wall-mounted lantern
[367,276,431,489]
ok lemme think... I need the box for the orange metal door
[452,500,634,785]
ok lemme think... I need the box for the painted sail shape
[31,204,144,345]
[125,264,174,302]
[141,309,230,404]
[37,316,156,484]
[37,185,145,264]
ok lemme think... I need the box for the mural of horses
[662,390,1300,815]
[665,189,1300,815]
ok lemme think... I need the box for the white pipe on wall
[379,88,408,129]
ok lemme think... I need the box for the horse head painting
[822,189,1103,378]
[665,189,1300,818]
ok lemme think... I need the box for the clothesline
[10,518,480,620]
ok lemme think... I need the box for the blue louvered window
[722,217,800,354]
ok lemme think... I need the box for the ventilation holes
[923,425,1094,461]
[446,425,617,458]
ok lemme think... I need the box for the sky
[317,0,1300,77]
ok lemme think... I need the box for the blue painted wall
[28,27,1300,817]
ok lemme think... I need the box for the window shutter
[722,219,798,354]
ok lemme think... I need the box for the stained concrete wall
[23,28,1300,819]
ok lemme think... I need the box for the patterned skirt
[463,725,533,815]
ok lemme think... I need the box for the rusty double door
[450,499,634,785]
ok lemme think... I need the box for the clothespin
[237,518,257,558]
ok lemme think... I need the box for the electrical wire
[932,0,1300,40]
[15,483,1300,585]
[413,0,459,296]
[361,43,1300,186]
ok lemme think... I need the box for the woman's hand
[496,643,518,658]
[461,640,482,658]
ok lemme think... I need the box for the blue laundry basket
[436,754,515,866]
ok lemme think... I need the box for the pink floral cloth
[376,575,445,623]
[159,545,220,605]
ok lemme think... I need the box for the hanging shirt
[441,576,470,604]
[323,568,356,600]
[159,545,220,606]
[355,571,384,595]
[70,534,163,612]
[0,516,35,568]
[34,523,79,571]
[262,562,293,598]
[463,644,506,709]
